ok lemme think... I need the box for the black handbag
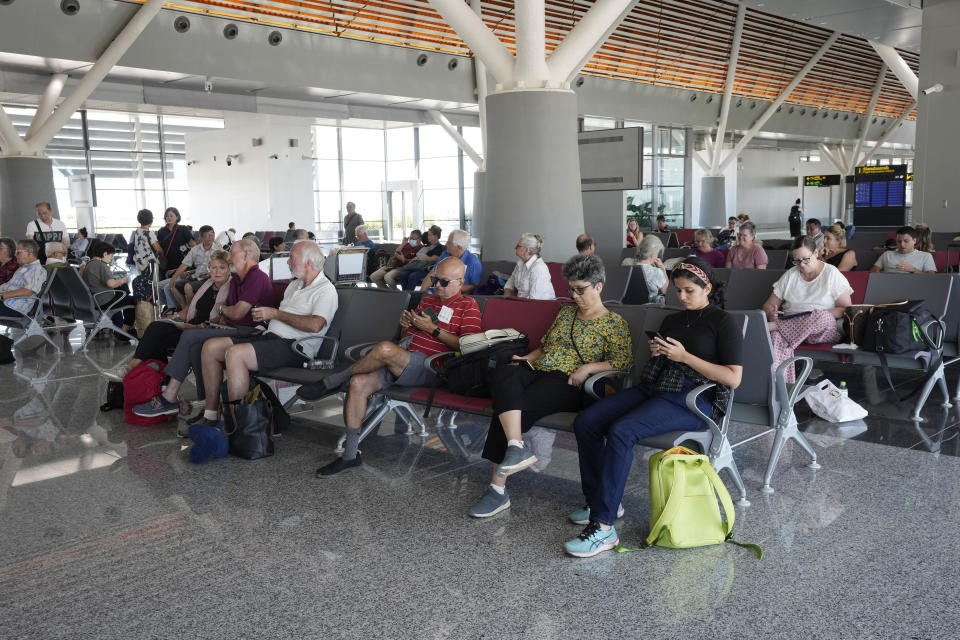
[221,382,288,459]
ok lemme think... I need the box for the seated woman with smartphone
[111,250,232,379]
[467,254,633,519]
[762,236,851,382]
[565,257,743,558]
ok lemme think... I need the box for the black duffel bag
[861,300,939,355]
[421,333,530,417]
[861,299,942,393]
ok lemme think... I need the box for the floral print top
[534,305,633,375]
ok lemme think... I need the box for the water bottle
[839,381,848,397]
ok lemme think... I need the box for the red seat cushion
[409,388,492,412]
[481,298,565,348]
[675,229,696,246]
[546,262,569,299]
[842,271,869,304]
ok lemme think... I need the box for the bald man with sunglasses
[300,257,482,477]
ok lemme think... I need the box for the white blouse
[505,255,554,300]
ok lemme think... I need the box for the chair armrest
[291,335,339,369]
[343,341,379,362]
[919,318,946,351]
[583,370,627,400]
[774,356,813,427]
[423,351,456,372]
[684,381,720,432]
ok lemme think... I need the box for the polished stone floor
[1,327,958,639]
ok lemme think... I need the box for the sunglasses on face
[430,275,460,288]
[567,283,596,296]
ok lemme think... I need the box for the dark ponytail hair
[670,255,725,308]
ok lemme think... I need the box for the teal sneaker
[496,444,537,477]
[468,486,511,518]
[564,522,619,558]
[568,503,625,525]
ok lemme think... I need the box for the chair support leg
[911,364,947,422]
[13,321,61,353]
[710,437,750,506]
[762,408,820,495]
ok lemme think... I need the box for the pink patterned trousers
[769,309,842,383]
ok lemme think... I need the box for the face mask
[409,237,420,246]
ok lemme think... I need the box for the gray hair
[17,238,40,258]
[45,241,66,256]
[694,228,714,243]
[518,233,543,257]
[635,234,663,261]
[294,239,324,270]
[0,237,17,259]
[450,229,470,250]
[738,221,756,237]
[562,253,605,285]
[234,237,261,262]
[294,229,309,240]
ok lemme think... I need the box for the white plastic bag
[803,380,868,423]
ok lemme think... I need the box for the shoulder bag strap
[163,224,178,256]
[569,313,587,365]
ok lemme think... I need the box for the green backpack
[617,446,761,557]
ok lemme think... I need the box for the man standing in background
[343,202,364,245]
[26,202,67,265]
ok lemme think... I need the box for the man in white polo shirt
[188,240,338,427]
[26,202,68,265]
[870,226,937,274]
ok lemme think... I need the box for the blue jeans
[400,269,429,290]
[573,383,710,526]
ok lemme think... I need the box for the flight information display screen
[804,174,841,187]
[853,164,907,227]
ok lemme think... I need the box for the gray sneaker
[468,487,511,518]
[496,444,538,478]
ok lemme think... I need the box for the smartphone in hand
[645,330,665,341]
[421,307,439,323]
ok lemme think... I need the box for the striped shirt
[406,293,482,357]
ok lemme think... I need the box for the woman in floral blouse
[468,254,633,519]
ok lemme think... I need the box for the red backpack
[123,359,172,425]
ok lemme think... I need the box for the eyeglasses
[430,275,461,288]
[567,283,596,296]
[791,256,814,266]
[14,249,27,254]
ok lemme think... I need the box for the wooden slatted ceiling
[148,0,919,120]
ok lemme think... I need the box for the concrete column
[912,0,960,227]
[482,90,584,262]
[0,157,58,237]
[699,176,728,227]
[472,169,487,245]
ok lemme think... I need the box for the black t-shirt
[426,243,444,257]
[157,225,194,270]
[193,284,219,324]
[657,304,742,366]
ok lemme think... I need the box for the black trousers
[481,364,586,464]
[133,321,184,363]
[100,290,135,327]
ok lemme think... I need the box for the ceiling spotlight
[186,160,199,166]
[416,54,429,67]
[574,76,585,88]
[225,154,240,166]
[174,16,190,33]
[922,83,944,95]
[689,94,697,102]
[60,0,79,15]
[223,23,239,39]
[447,59,459,70]
[268,154,279,160]
[268,30,282,46]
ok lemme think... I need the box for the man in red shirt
[300,257,481,476]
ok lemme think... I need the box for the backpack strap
[645,457,687,547]
[700,458,735,537]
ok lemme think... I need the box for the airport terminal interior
[1,1,959,638]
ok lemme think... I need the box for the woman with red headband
[563,256,744,558]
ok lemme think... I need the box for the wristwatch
[431,327,441,338]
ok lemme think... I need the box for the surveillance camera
[226,158,232,167]
[203,77,213,93]
[922,83,944,95]
[60,0,79,16]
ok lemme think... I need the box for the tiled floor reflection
[1,335,959,639]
